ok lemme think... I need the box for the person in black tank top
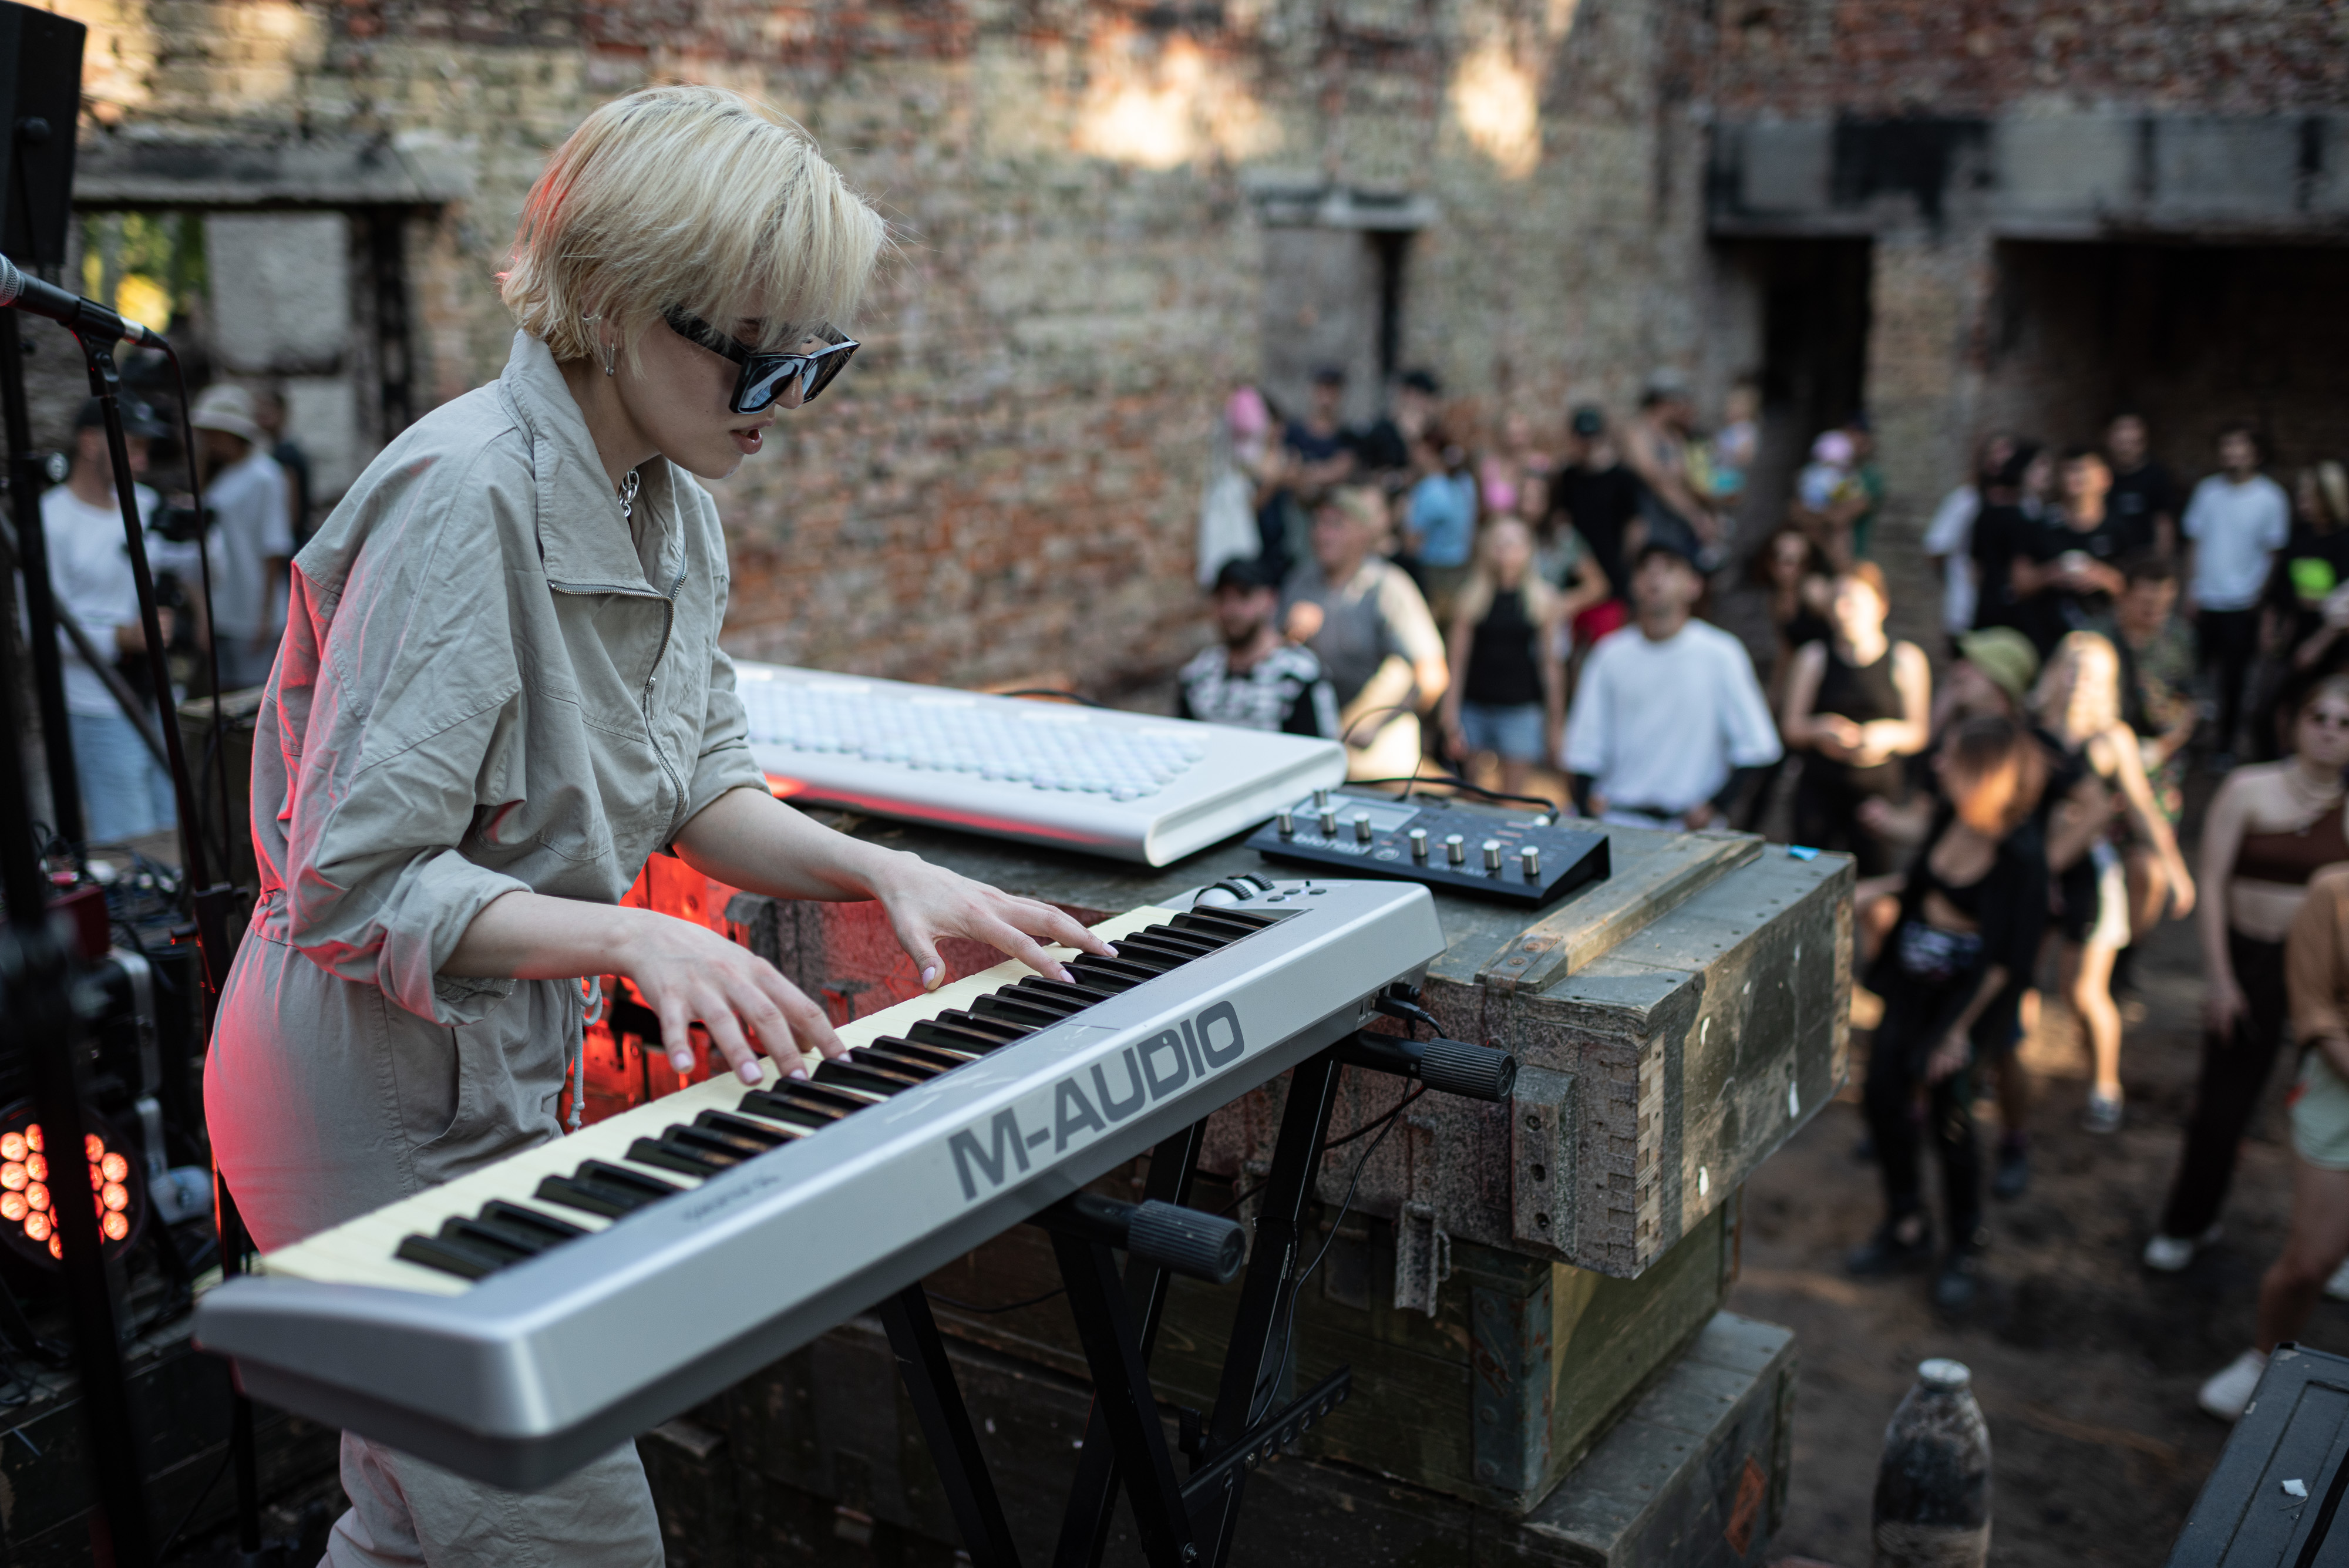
[1781,564,1931,875]
[1439,517,1565,801]
[1849,718,2050,1310]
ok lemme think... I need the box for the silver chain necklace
[618,469,641,533]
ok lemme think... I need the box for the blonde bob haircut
[500,85,886,367]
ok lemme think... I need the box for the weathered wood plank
[1476,830,1763,995]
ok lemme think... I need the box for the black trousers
[1865,970,1984,1250]
[2200,607,2262,756]
[2158,930,2290,1239]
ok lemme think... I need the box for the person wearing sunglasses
[204,85,1112,1568]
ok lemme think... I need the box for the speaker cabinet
[0,2,86,267]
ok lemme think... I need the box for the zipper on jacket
[640,546,692,838]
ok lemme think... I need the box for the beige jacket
[207,332,768,1250]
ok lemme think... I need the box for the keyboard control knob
[1520,845,1542,879]
[1444,834,1465,866]
[1482,838,1503,872]
[1313,788,1331,812]
[1353,812,1373,844]
[1277,809,1295,837]
[1320,807,1338,837]
[1409,829,1429,862]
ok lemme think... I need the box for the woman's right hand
[2205,971,2249,1039]
[614,907,844,1085]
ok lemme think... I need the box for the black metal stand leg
[1195,1054,1344,1566]
[1054,1125,1207,1568]
[1049,1232,1199,1568]
[877,1284,1023,1568]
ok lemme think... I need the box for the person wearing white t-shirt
[187,383,293,691]
[1563,541,1782,829]
[2185,423,2291,762]
[35,398,176,840]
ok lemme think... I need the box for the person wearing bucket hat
[39,396,179,841]
[186,382,292,690]
[1952,627,2040,716]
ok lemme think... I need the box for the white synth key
[260,907,1176,1294]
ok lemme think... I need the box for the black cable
[1249,1081,1425,1426]
[993,688,1107,709]
[926,1284,1068,1315]
[154,1442,234,1562]
[1338,704,1415,749]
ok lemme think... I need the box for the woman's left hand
[1924,1030,1970,1084]
[867,853,1115,990]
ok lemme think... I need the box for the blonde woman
[2031,631,2196,1133]
[1438,517,1580,800]
[206,88,1110,1565]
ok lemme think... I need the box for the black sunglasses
[662,308,859,414]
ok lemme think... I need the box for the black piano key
[480,1199,589,1245]
[1137,923,1223,954]
[970,992,1072,1029]
[669,1122,771,1160]
[867,1035,978,1069]
[537,1160,682,1219]
[1170,911,1266,943]
[695,1110,793,1149]
[396,1231,512,1280]
[933,1007,1029,1041]
[1176,907,1278,932]
[1011,977,1120,1008]
[441,1216,544,1261]
[908,1018,1018,1054]
[627,1134,739,1179]
[1066,956,1159,987]
[737,1089,853,1130]
[813,1059,921,1096]
[859,1038,968,1072]
[850,1045,948,1081]
[1109,937,1201,970]
[746,1079,872,1116]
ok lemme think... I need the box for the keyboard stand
[879,1052,1358,1568]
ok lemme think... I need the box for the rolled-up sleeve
[271,455,532,1025]
[2290,868,2349,1046]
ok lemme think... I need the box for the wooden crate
[640,1311,1795,1568]
[916,1168,1738,1516]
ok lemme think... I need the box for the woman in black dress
[1780,561,1933,873]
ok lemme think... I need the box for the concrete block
[1736,122,1833,215]
[206,213,351,375]
[2152,117,2303,221]
[1992,115,2139,217]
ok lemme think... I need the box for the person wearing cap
[1175,556,1340,736]
[1562,539,1780,830]
[186,382,294,691]
[35,396,177,841]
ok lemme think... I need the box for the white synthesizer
[732,661,1346,866]
[192,878,1444,1487]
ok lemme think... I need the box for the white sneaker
[2199,1349,2270,1422]
[2143,1234,2196,1272]
[2326,1259,2349,1301]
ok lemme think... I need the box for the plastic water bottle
[1872,1358,1991,1567]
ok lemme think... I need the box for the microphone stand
[0,308,84,851]
[0,389,152,1567]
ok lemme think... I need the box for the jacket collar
[496,331,682,597]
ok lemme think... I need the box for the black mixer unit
[1246,789,1610,906]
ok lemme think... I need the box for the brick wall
[52,0,1711,692]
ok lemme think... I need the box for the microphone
[0,253,168,349]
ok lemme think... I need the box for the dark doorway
[1985,240,2349,472]
[1714,237,1874,539]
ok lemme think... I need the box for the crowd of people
[1190,375,2349,1405]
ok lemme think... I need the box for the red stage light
[0,1133,22,1162]
[23,1125,40,1154]
[102,1211,128,1241]
[0,1163,21,1192]
[24,1153,43,1182]
[23,1212,48,1241]
[25,1183,46,1212]
[100,1152,127,1183]
[0,1193,22,1223]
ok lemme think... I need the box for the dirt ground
[1728,864,2333,1566]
